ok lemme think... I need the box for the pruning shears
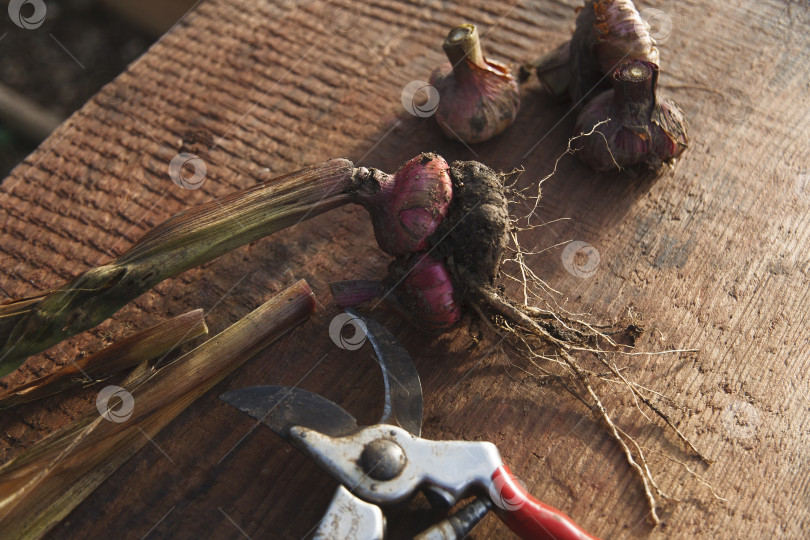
[220,310,598,539]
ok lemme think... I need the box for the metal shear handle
[292,424,598,540]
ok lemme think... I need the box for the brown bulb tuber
[526,0,659,103]
[429,24,520,144]
[573,59,688,171]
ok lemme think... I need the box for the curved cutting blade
[220,385,359,440]
[346,309,423,436]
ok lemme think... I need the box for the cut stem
[0,159,356,375]
[612,60,657,120]
[330,280,381,308]
[0,279,315,539]
[0,310,208,410]
[443,24,486,71]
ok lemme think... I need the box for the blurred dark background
[0,0,195,177]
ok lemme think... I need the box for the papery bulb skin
[429,24,520,144]
[384,253,462,332]
[650,95,689,162]
[353,153,453,256]
[573,60,688,171]
[569,0,659,102]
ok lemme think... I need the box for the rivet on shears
[360,438,406,480]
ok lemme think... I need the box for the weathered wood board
[1,0,808,538]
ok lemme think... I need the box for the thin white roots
[511,119,618,229]
[497,320,669,523]
[644,446,728,503]
[475,135,714,526]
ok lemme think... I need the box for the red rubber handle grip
[490,465,600,540]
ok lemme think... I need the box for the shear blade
[220,385,359,439]
[346,308,423,436]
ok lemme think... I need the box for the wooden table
[1,0,808,537]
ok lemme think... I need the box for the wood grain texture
[1,0,808,538]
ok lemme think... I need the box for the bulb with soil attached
[352,153,453,256]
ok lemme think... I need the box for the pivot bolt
[360,438,406,480]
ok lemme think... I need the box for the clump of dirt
[431,159,510,292]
